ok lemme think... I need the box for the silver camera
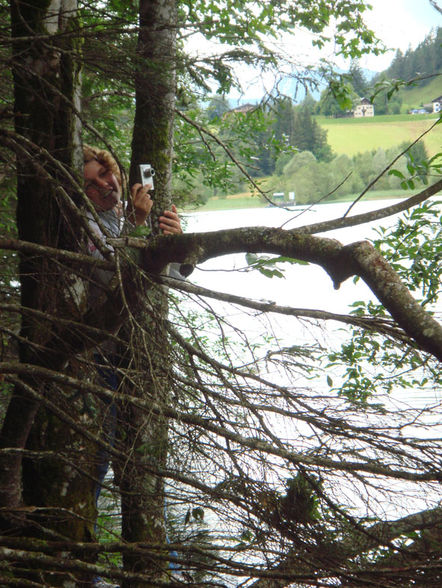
[139,164,155,190]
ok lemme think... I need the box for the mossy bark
[129,0,176,219]
[117,296,171,586]
[0,2,98,582]
[118,0,177,584]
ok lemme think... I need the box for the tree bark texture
[118,0,177,584]
[129,0,176,220]
[0,1,98,572]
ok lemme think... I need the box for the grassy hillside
[318,114,441,157]
[399,76,442,111]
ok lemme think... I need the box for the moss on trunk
[0,4,99,581]
[117,2,179,581]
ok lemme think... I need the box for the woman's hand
[128,183,153,226]
[159,205,182,235]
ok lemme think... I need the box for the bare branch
[295,178,442,235]
[160,274,411,341]
[111,227,442,360]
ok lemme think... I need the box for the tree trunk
[118,303,172,586]
[0,0,82,507]
[118,0,177,584]
[0,2,99,582]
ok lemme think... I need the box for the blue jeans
[93,355,179,570]
[93,354,118,506]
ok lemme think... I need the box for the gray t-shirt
[86,208,190,301]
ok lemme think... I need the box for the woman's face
[84,159,121,211]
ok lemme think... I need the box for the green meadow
[190,111,441,212]
[185,194,266,212]
[399,76,442,112]
[318,114,441,157]
[188,188,415,212]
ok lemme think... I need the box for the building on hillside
[223,103,256,118]
[353,97,374,118]
[431,96,442,113]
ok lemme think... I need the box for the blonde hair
[83,144,122,187]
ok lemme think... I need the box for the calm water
[176,198,441,562]
[185,199,406,313]
[182,198,441,407]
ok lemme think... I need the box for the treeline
[174,28,440,205]
[267,141,429,205]
[380,27,442,86]
[173,96,333,204]
[318,27,441,116]
[175,91,431,205]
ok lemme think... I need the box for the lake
[99,198,441,580]
[163,198,441,584]
[181,198,441,407]
[185,199,406,313]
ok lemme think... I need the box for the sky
[359,0,442,71]
[193,0,442,102]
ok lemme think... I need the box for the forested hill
[374,26,441,85]
[316,28,442,115]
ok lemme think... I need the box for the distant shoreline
[184,190,431,213]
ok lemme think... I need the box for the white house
[431,96,442,113]
[353,97,374,118]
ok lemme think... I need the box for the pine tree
[291,105,333,161]
[349,60,369,97]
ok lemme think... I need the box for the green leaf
[129,225,152,238]
[245,252,259,265]
[259,267,285,279]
